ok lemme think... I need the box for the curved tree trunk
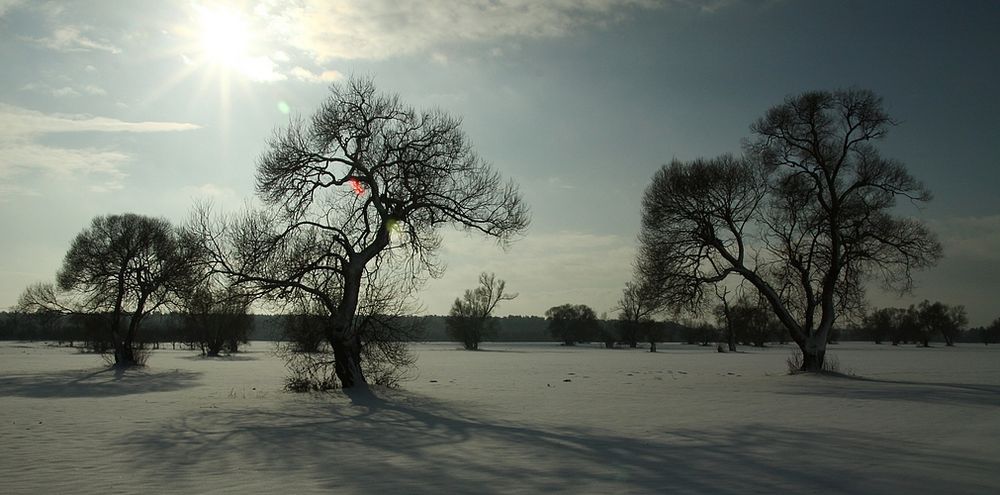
[332,333,366,389]
[329,262,369,389]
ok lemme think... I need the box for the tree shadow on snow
[178,353,260,362]
[121,389,999,494]
[778,374,1000,408]
[0,367,202,398]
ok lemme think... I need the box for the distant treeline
[0,311,990,345]
[0,312,688,344]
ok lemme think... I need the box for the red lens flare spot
[348,178,365,196]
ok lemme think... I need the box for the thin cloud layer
[271,0,666,61]
[30,25,122,54]
[290,66,343,83]
[0,104,199,194]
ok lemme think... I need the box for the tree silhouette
[639,89,941,371]
[180,278,252,356]
[615,280,662,348]
[546,304,599,345]
[192,77,528,388]
[20,214,195,366]
[447,273,516,350]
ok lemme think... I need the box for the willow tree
[639,89,941,371]
[447,272,517,350]
[19,214,196,366]
[193,77,528,388]
[614,280,662,348]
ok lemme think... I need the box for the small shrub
[786,349,841,374]
[281,348,338,392]
[100,345,151,367]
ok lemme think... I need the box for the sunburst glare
[197,5,251,67]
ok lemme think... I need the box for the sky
[1,0,998,326]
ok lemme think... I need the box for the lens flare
[348,177,365,196]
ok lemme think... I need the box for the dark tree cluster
[971,318,1000,346]
[714,291,782,351]
[179,279,252,356]
[545,304,600,346]
[862,301,968,347]
[614,281,663,350]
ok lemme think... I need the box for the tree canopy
[639,89,942,371]
[192,76,528,388]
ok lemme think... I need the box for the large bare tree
[20,214,196,366]
[192,77,528,388]
[639,89,941,371]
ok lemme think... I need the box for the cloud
[0,0,22,17]
[0,103,199,195]
[180,183,240,203]
[289,66,343,83]
[82,84,107,96]
[31,25,122,54]
[431,52,449,65]
[271,0,666,61]
[928,215,1000,262]
[238,55,287,83]
[20,82,106,97]
[546,176,577,190]
[51,86,80,97]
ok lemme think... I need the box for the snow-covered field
[1,341,998,494]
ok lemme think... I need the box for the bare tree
[446,272,517,350]
[639,89,941,371]
[713,285,738,352]
[615,280,663,348]
[20,214,195,366]
[915,300,967,347]
[863,307,896,344]
[192,77,528,389]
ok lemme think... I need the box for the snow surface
[1,341,998,494]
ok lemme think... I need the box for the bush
[786,349,842,374]
[284,298,327,354]
[181,282,252,357]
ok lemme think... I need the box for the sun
[145,2,286,119]
[177,4,281,83]
[195,5,251,69]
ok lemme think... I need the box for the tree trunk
[649,341,657,353]
[727,328,737,352]
[797,334,827,372]
[326,261,368,389]
[112,336,127,366]
[332,334,366,389]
